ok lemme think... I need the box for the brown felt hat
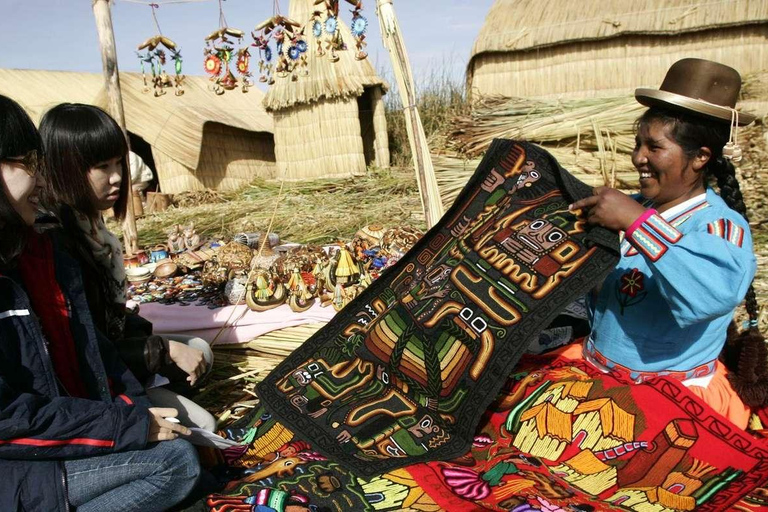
[635,58,755,126]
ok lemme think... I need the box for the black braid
[640,107,768,407]
[709,156,760,325]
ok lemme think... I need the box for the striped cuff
[626,213,682,262]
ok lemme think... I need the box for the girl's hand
[569,187,647,232]
[147,407,191,441]
[168,341,207,386]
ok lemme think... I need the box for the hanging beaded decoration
[349,2,368,60]
[136,3,185,96]
[252,14,306,83]
[252,0,367,82]
[313,0,368,62]
[204,0,251,94]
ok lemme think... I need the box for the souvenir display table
[138,301,337,345]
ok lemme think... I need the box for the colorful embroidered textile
[256,140,619,475]
[208,347,768,512]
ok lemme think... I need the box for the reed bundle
[450,95,642,158]
[108,168,426,247]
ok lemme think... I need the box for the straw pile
[444,95,645,196]
[446,71,768,198]
[110,167,425,247]
[193,324,324,423]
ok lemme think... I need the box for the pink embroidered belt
[583,337,716,384]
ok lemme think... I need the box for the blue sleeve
[625,212,756,328]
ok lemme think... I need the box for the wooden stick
[92,0,139,255]
[376,0,444,228]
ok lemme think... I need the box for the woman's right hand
[147,407,191,442]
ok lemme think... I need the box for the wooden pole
[92,0,139,255]
[375,0,444,228]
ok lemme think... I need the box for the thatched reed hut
[263,0,389,181]
[468,0,768,100]
[0,69,276,194]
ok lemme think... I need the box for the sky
[0,0,496,91]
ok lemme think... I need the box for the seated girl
[0,94,200,510]
[39,103,216,431]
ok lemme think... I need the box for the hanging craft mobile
[313,0,368,61]
[252,15,305,83]
[252,0,367,82]
[204,0,251,94]
[135,3,185,96]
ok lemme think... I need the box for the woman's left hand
[569,187,647,232]
[167,340,206,386]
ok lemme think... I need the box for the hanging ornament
[204,0,251,94]
[136,35,185,97]
[204,26,251,94]
[135,4,184,97]
[349,3,368,60]
[312,0,367,63]
[251,14,304,83]
[250,0,367,83]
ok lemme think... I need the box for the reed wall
[153,123,276,194]
[272,96,367,181]
[469,26,768,99]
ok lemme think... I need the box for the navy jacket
[0,231,150,511]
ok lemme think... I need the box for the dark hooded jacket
[0,230,150,511]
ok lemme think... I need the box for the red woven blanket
[207,347,768,511]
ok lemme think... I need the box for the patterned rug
[255,140,620,475]
[207,348,768,511]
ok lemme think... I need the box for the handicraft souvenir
[313,0,368,60]
[167,225,187,254]
[251,0,368,83]
[254,139,620,477]
[245,268,287,312]
[224,270,249,305]
[204,27,251,94]
[150,244,170,263]
[286,267,315,312]
[233,232,281,250]
[183,223,202,250]
[204,0,251,94]
[135,4,184,96]
[252,14,306,83]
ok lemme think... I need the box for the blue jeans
[65,439,200,512]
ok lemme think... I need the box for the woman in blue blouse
[569,58,763,429]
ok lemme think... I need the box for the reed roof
[0,68,274,170]
[470,0,768,60]
[262,0,387,112]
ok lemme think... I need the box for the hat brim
[635,88,755,126]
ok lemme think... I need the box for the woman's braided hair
[640,107,768,407]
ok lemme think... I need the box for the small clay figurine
[167,225,186,254]
[183,223,201,250]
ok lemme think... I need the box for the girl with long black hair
[39,103,216,431]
